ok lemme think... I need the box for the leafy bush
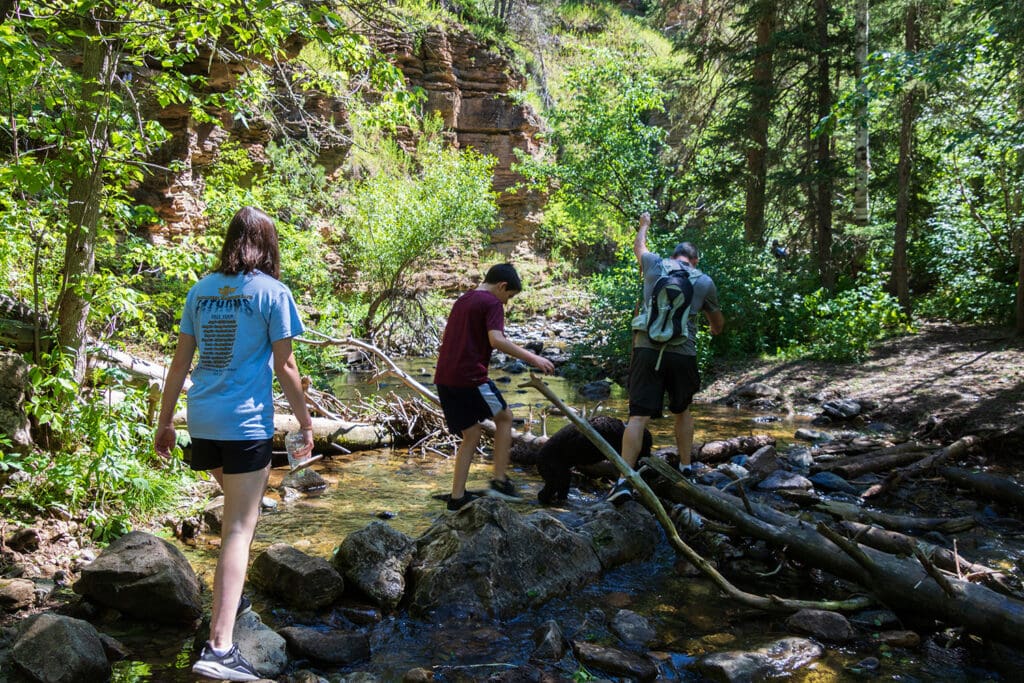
[5,352,198,540]
[340,117,498,350]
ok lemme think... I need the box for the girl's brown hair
[216,206,280,279]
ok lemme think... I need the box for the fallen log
[813,500,976,534]
[299,331,550,449]
[834,520,1021,597]
[644,457,1024,647]
[812,442,930,479]
[937,466,1024,510]
[171,412,393,452]
[863,436,979,499]
[694,434,775,463]
[523,373,871,614]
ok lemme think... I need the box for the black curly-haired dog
[536,416,652,505]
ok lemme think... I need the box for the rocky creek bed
[2,322,1024,681]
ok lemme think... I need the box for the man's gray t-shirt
[633,251,720,356]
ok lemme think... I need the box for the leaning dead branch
[522,372,872,614]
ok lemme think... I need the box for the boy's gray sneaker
[606,480,633,506]
[488,477,522,500]
[192,642,259,681]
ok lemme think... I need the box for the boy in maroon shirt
[434,263,555,510]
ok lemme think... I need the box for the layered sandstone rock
[138,26,544,250]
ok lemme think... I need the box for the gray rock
[409,498,633,619]
[332,521,414,610]
[716,463,749,480]
[250,543,344,610]
[203,497,224,535]
[822,399,861,419]
[72,531,201,623]
[0,578,36,612]
[809,472,859,494]
[280,468,327,492]
[502,359,528,374]
[786,609,857,642]
[531,619,568,661]
[574,501,660,570]
[757,470,813,491]
[784,448,815,470]
[195,609,287,679]
[572,640,657,680]
[578,380,612,400]
[278,626,370,666]
[610,609,656,648]
[695,637,823,682]
[745,445,780,481]
[733,382,779,400]
[794,428,832,443]
[0,351,32,451]
[12,613,111,683]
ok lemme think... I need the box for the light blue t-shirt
[179,271,304,440]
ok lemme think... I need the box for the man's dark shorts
[437,380,508,435]
[628,347,701,417]
[190,438,273,474]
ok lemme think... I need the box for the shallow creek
[109,364,996,681]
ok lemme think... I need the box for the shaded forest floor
[703,322,1024,454]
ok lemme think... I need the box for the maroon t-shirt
[434,289,504,388]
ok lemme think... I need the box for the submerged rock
[786,609,857,642]
[532,619,568,661]
[572,640,658,680]
[610,609,657,648]
[695,637,823,682]
[278,626,371,666]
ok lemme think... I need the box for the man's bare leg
[673,408,694,467]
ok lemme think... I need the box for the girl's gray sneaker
[192,642,259,681]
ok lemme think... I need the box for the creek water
[109,362,995,681]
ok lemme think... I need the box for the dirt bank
[703,322,1024,453]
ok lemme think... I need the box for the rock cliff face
[140,26,544,251]
[371,26,545,251]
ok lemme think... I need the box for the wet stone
[572,640,658,681]
[809,472,859,494]
[757,470,813,491]
[786,609,857,642]
[694,637,823,682]
[531,619,568,661]
[250,543,345,610]
[784,448,815,470]
[610,609,656,649]
[278,626,371,666]
[795,428,832,443]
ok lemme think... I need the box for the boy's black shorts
[437,380,508,435]
[627,347,701,417]
[190,438,273,474]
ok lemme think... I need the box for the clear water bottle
[285,430,308,470]
[284,430,322,473]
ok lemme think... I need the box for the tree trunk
[56,13,116,382]
[815,0,835,289]
[853,0,870,226]
[892,2,918,313]
[743,0,775,245]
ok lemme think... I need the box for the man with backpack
[607,212,724,505]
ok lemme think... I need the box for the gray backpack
[632,260,694,369]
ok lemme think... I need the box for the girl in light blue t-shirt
[154,206,314,682]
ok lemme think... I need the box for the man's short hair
[672,242,700,261]
[484,263,523,292]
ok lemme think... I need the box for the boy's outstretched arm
[488,330,555,374]
[634,212,651,264]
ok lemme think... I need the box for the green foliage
[4,352,198,540]
[787,277,908,362]
[340,115,498,349]
[517,48,670,257]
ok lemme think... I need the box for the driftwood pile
[521,373,1024,649]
